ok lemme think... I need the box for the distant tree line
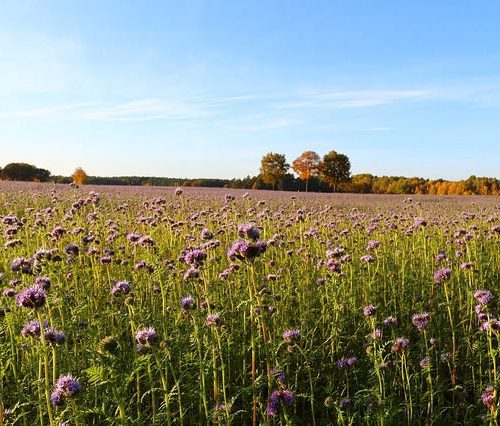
[1,160,499,195]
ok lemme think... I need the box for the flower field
[0,182,498,425]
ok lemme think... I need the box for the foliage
[72,167,88,185]
[319,150,351,191]
[0,163,51,182]
[260,152,290,190]
[292,151,321,192]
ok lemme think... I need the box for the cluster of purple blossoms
[474,290,494,306]
[419,357,430,369]
[412,312,430,331]
[267,389,295,417]
[21,320,48,337]
[435,250,447,262]
[227,240,267,261]
[391,337,410,353]
[50,375,81,406]
[481,386,496,411]
[181,296,195,310]
[64,244,79,256]
[383,316,398,327]
[238,223,261,240]
[205,313,221,327]
[182,249,207,267]
[10,257,34,274]
[16,285,46,309]
[34,276,51,291]
[201,228,214,240]
[433,268,452,284]
[360,255,375,263]
[44,327,66,345]
[366,240,381,251]
[135,327,157,345]
[337,356,358,368]
[363,304,376,317]
[282,329,301,343]
[111,281,132,296]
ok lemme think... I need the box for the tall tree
[260,152,289,190]
[1,163,50,182]
[320,151,351,192]
[72,167,88,185]
[292,151,320,192]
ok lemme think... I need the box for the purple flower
[282,329,301,343]
[412,312,430,331]
[440,352,451,363]
[481,386,496,411]
[112,281,132,296]
[44,327,66,345]
[267,389,295,417]
[205,313,221,327]
[182,249,207,267]
[16,285,46,309]
[64,244,79,256]
[54,375,81,398]
[433,268,451,284]
[339,397,351,409]
[391,337,410,353]
[419,357,430,369]
[238,223,261,240]
[10,257,34,274]
[383,316,397,327]
[35,276,51,291]
[227,240,267,261]
[21,320,46,337]
[474,290,494,305]
[135,327,157,345]
[181,296,195,310]
[363,304,376,317]
[360,255,375,263]
[175,187,183,196]
[366,240,381,250]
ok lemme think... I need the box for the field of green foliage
[0,182,498,425]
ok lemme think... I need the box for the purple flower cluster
[267,389,295,416]
[50,375,81,406]
[363,304,376,317]
[366,240,381,250]
[181,295,195,310]
[227,240,267,261]
[411,312,430,331]
[391,337,410,353]
[205,313,221,327]
[10,257,34,274]
[112,281,132,296]
[135,327,157,345]
[433,268,452,284]
[383,316,397,327]
[282,329,301,343]
[474,289,493,305]
[238,223,261,240]
[481,386,496,411]
[16,285,46,309]
[337,356,358,368]
[182,249,207,267]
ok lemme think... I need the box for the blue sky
[0,1,499,179]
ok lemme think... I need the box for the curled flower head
[238,223,261,240]
[135,327,157,345]
[363,304,376,317]
[205,313,221,327]
[391,337,410,353]
[282,329,301,343]
[267,389,295,416]
[180,295,195,310]
[481,386,496,411]
[16,285,46,309]
[474,290,493,305]
[112,281,131,296]
[433,268,451,284]
[51,375,81,405]
[412,312,430,331]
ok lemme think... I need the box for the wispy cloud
[276,89,429,109]
[236,118,305,132]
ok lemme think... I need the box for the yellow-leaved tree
[72,167,88,185]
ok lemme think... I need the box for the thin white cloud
[276,89,429,110]
[237,118,305,132]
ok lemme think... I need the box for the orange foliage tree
[72,167,88,185]
[292,151,320,192]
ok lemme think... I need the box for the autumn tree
[260,152,290,190]
[292,151,320,192]
[319,150,351,192]
[72,167,88,185]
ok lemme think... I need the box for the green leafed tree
[1,163,51,182]
[260,152,290,190]
[319,150,351,192]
